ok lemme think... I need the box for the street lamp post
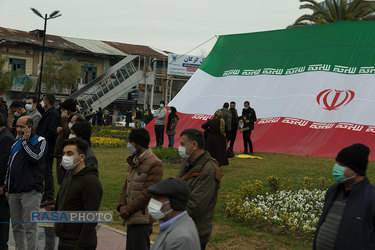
[30,8,62,101]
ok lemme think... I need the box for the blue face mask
[332,164,356,183]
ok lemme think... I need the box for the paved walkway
[8,224,126,249]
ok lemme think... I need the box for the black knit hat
[128,128,150,148]
[62,99,77,113]
[336,143,370,176]
[147,178,190,211]
[71,122,92,145]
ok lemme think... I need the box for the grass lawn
[56,147,375,249]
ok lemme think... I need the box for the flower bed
[90,126,131,147]
[91,136,126,147]
[224,178,328,235]
[91,126,131,139]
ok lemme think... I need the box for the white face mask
[14,111,20,117]
[147,198,172,221]
[40,101,45,108]
[61,155,81,170]
[178,145,191,160]
[25,104,33,112]
[68,134,76,139]
[68,123,73,129]
[127,142,137,155]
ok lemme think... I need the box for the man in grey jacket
[220,102,232,139]
[177,128,223,250]
[153,100,167,147]
[25,96,42,133]
[147,177,200,250]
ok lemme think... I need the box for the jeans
[9,190,42,250]
[243,130,253,153]
[42,158,54,202]
[168,135,174,147]
[0,195,9,250]
[126,224,152,250]
[155,125,165,147]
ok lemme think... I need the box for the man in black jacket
[240,101,257,155]
[5,116,46,250]
[228,101,239,151]
[314,144,375,249]
[55,138,102,250]
[0,114,13,249]
[37,94,61,206]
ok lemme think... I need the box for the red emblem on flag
[316,89,355,111]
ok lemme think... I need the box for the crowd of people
[0,94,102,250]
[200,101,257,167]
[1,94,375,250]
[83,106,154,128]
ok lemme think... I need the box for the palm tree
[289,0,375,28]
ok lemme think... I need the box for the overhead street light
[30,8,62,101]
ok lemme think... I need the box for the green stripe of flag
[200,21,375,77]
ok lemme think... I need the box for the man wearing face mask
[4,116,46,250]
[70,121,98,166]
[54,99,77,186]
[153,100,167,147]
[177,128,223,250]
[55,138,102,250]
[37,94,61,207]
[314,143,375,249]
[10,101,27,137]
[117,128,163,250]
[25,96,42,133]
[146,177,200,250]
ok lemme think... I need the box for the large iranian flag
[148,21,375,160]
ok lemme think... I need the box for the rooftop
[0,26,169,59]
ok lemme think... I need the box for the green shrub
[302,177,313,190]
[152,147,180,160]
[268,176,281,192]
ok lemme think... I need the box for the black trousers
[154,125,165,147]
[126,224,152,250]
[228,129,238,150]
[42,157,55,202]
[243,129,253,154]
[0,195,9,250]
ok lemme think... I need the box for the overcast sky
[0,0,310,56]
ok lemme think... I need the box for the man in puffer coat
[117,128,163,250]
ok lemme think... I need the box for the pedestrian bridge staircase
[69,55,149,111]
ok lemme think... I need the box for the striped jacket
[5,134,47,193]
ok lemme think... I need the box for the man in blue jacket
[314,143,375,249]
[4,116,47,250]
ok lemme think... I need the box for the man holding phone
[4,116,47,250]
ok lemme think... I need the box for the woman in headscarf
[201,110,228,166]
[165,106,179,148]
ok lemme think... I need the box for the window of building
[81,65,97,84]
[9,58,26,73]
